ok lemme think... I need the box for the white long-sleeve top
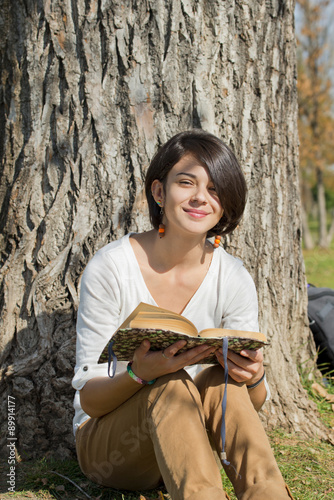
[72,233,262,434]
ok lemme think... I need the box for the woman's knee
[195,365,245,395]
[194,365,250,422]
[147,368,204,414]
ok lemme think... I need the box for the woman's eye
[180,180,192,185]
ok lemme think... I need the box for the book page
[199,328,267,343]
[127,303,198,336]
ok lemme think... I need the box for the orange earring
[157,201,165,238]
[213,235,221,248]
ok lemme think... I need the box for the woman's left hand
[215,348,264,386]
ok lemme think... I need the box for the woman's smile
[183,208,211,218]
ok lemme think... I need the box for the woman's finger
[135,339,153,359]
[226,349,263,369]
[182,346,217,365]
[162,340,188,358]
[176,344,217,363]
[238,348,263,362]
[215,349,263,383]
[216,354,256,383]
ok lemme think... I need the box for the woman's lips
[183,208,210,218]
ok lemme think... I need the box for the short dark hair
[145,129,247,237]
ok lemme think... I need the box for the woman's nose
[190,186,208,204]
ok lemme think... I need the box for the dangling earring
[213,235,221,248]
[157,201,165,238]
[159,223,165,238]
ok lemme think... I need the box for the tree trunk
[300,181,314,249]
[327,211,334,247]
[317,167,328,248]
[0,0,332,459]
[301,205,314,250]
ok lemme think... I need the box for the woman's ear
[151,179,164,205]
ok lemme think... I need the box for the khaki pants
[76,366,291,500]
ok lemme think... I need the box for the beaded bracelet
[127,361,157,385]
[246,370,266,390]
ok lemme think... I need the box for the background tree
[296,0,334,248]
[1,0,332,459]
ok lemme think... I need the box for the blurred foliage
[297,0,334,177]
[297,0,334,247]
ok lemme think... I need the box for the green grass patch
[268,430,334,500]
[303,246,334,289]
[302,217,334,289]
[299,360,334,430]
[0,457,165,499]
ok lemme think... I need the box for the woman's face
[152,154,223,236]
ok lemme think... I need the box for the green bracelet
[127,362,157,385]
[246,370,265,389]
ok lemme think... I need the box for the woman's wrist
[246,369,265,390]
[127,361,157,385]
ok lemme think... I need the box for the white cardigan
[72,233,261,434]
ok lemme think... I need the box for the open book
[98,303,268,365]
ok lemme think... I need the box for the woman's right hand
[131,340,217,382]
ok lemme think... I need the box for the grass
[302,221,334,289]
[303,245,334,289]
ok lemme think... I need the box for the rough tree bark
[301,206,314,250]
[0,0,332,459]
[316,167,328,248]
[300,184,314,250]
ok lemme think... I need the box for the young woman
[72,130,293,500]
